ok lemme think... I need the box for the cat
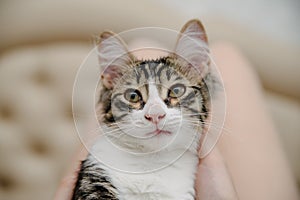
[72,19,217,200]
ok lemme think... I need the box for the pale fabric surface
[0,44,89,200]
[0,0,299,200]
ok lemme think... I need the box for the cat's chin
[146,129,172,136]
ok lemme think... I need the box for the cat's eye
[169,84,186,98]
[124,89,141,103]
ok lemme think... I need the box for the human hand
[54,147,238,200]
[54,148,88,200]
[196,147,238,200]
[54,41,299,200]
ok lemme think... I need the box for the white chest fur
[91,137,199,200]
[111,154,198,200]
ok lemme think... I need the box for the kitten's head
[96,20,214,154]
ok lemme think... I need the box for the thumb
[195,148,239,200]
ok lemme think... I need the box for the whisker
[183,120,232,135]
[182,112,211,116]
[100,125,134,137]
[83,126,105,136]
[201,121,232,132]
[104,125,132,134]
[106,127,135,140]
[98,128,122,137]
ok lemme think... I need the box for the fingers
[208,42,299,199]
[196,148,238,200]
[54,147,88,200]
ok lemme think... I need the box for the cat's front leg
[72,158,119,200]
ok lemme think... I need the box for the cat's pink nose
[144,113,166,124]
[144,104,166,124]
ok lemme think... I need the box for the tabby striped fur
[72,19,217,200]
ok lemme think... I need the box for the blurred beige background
[0,0,299,200]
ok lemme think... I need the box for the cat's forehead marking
[132,58,174,83]
[135,61,160,80]
[148,82,159,100]
[113,58,197,107]
[128,59,191,99]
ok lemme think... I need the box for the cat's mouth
[147,129,171,136]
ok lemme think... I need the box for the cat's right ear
[97,31,134,89]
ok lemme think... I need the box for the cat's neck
[89,136,199,200]
[90,130,200,174]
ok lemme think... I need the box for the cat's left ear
[97,31,134,89]
[174,19,210,75]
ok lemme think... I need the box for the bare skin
[54,42,299,200]
[211,42,299,200]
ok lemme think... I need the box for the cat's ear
[174,19,210,76]
[97,31,134,89]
